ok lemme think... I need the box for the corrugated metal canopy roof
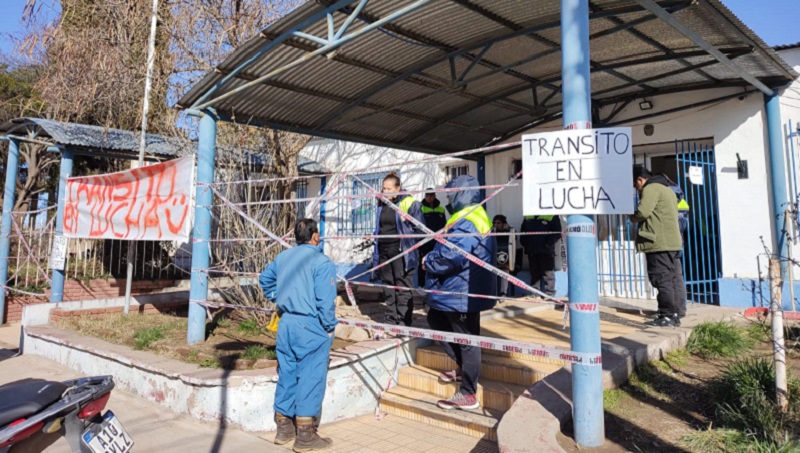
[0,118,329,174]
[178,0,798,155]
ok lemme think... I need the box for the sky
[0,0,798,60]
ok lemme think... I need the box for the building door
[672,141,722,304]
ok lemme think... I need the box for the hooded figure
[423,175,496,411]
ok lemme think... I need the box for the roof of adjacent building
[178,0,798,155]
[775,42,800,51]
[0,118,329,174]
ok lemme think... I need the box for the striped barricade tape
[188,299,599,365]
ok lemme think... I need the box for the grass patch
[603,389,626,411]
[664,349,690,367]
[237,318,263,336]
[57,312,185,348]
[242,344,276,361]
[133,327,165,350]
[682,429,800,453]
[628,362,660,395]
[686,321,754,359]
[714,358,800,445]
[199,357,221,368]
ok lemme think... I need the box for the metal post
[561,0,604,447]
[0,139,20,324]
[319,176,327,250]
[187,110,217,344]
[769,259,789,412]
[50,148,74,303]
[766,94,788,279]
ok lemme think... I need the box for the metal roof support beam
[192,0,361,108]
[192,0,434,110]
[591,1,717,83]
[604,90,756,126]
[211,69,502,136]
[403,47,748,145]
[632,0,774,95]
[448,0,659,91]
[315,1,677,130]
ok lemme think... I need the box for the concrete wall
[302,139,471,278]
[24,328,414,432]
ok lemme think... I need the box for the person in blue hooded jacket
[422,175,496,410]
[259,219,337,451]
[372,172,425,326]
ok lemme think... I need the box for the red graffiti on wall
[63,156,193,240]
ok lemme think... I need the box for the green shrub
[686,321,753,358]
[133,327,165,350]
[714,358,800,445]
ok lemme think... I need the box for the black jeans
[417,241,435,287]
[646,251,687,317]
[528,253,556,296]
[379,246,415,326]
[426,308,481,396]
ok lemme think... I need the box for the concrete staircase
[379,343,565,441]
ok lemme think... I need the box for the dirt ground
[56,309,353,370]
[557,322,800,452]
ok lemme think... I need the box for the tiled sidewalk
[272,413,499,453]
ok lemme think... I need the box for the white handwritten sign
[49,236,68,270]
[522,128,634,215]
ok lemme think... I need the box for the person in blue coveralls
[259,219,337,452]
[422,175,496,410]
[373,172,425,326]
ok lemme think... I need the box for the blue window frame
[296,180,308,219]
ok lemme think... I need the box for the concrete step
[415,345,562,386]
[397,365,526,412]
[379,387,502,441]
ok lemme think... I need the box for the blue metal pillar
[188,110,217,344]
[0,139,20,324]
[50,148,74,303]
[477,156,486,200]
[319,176,327,249]
[561,0,604,447]
[765,94,788,278]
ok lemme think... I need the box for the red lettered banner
[64,156,194,240]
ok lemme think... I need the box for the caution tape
[193,230,561,243]
[349,281,563,307]
[188,299,598,365]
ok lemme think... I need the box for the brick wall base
[3,279,184,323]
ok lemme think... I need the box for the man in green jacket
[630,166,686,327]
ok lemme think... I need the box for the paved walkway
[0,323,497,453]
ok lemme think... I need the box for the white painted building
[301,139,473,278]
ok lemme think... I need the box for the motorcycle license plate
[82,411,134,453]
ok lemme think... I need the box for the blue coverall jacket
[423,176,497,313]
[259,243,338,418]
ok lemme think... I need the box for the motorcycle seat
[0,379,68,427]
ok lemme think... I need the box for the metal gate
[676,141,722,304]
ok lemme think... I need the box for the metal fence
[7,210,188,292]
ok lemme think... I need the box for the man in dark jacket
[423,175,496,411]
[372,174,425,326]
[418,188,447,287]
[520,215,562,297]
[631,166,686,327]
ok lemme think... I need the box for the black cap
[493,215,507,223]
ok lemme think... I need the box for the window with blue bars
[339,171,397,235]
[296,180,308,219]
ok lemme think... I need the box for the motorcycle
[0,375,133,453]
